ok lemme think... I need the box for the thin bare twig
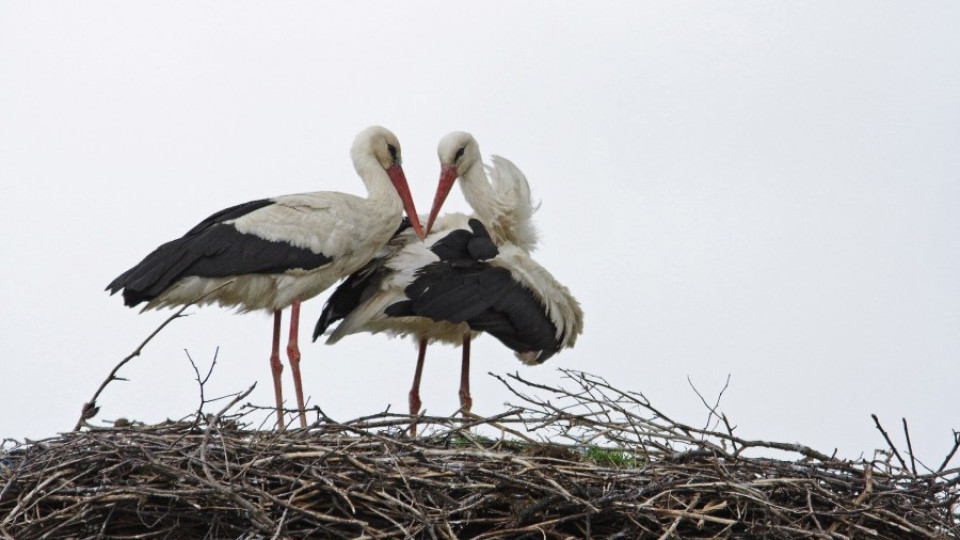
[903,417,918,477]
[687,374,731,433]
[872,414,909,471]
[937,431,960,474]
[73,304,192,431]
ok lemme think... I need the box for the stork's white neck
[458,163,494,217]
[355,154,403,212]
[458,161,512,241]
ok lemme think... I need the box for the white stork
[314,132,582,428]
[107,126,424,429]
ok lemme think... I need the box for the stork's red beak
[426,164,458,235]
[386,163,425,240]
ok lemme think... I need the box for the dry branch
[73,304,192,431]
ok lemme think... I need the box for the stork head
[352,126,425,240]
[428,131,482,234]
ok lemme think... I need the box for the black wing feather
[403,264,513,322]
[468,284,561,363]
[313,261,382,341]
[107,198,333,307]
[396,219,561,360]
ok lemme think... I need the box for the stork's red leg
[458,333,472,414]
[270,310,285,429]
[409,337,428,436]
[286,298,307,428]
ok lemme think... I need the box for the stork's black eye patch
[387,143,399,161]
[455,147,465,161]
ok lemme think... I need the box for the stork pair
[107,127,583,430]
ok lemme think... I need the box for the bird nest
[2,370,958,539]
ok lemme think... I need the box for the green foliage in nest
[580,445,644,468]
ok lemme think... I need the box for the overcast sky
[2,2,958,466]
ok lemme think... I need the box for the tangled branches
[2,371,958,539]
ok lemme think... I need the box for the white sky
[2,3,958,466]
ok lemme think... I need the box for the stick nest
[2,370,958,539]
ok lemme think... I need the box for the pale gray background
[2,3,958,466]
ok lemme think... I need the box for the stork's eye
[387,143,399,161]
[454,147,465,161]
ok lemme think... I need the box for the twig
[902,417,918,477]
[73,304,192,431]
[186,346,220,415]
[687,374,731,433]
[871,414,909,471]
[937,430,960,474]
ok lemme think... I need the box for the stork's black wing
[387,219,561,361]
[107,199,332,307]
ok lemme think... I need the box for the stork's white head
[428,131,483,234]
[437,131,482,173]
[352,125,404,172]
[351,126,424,240]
